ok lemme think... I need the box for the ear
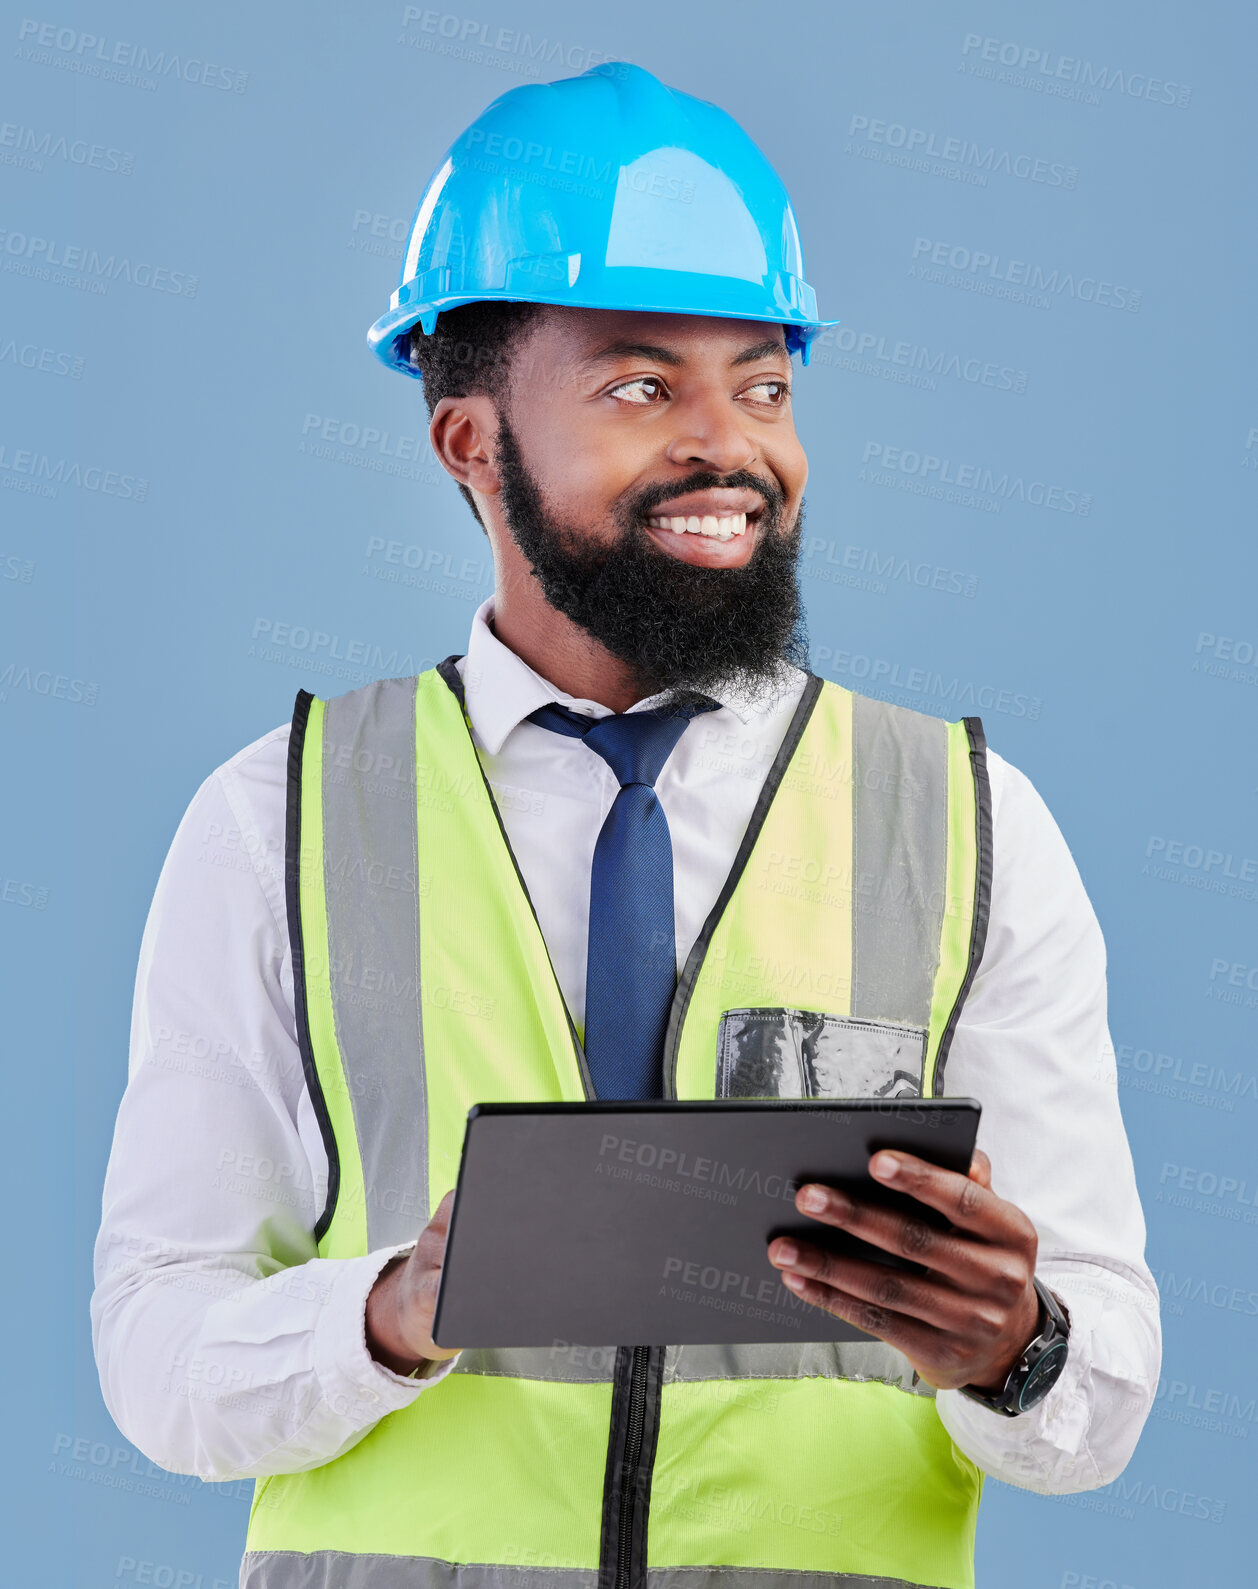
[429,396,502,497]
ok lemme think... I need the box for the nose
[664,391,759,475]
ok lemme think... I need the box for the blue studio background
[3,1,1255,1584]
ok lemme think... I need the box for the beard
[491,406,809,705]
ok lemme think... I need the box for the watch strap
[957,1277,1070,1417]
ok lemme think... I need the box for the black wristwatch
[958,1278,1071,1417]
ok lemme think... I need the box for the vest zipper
[614,1345,651,1589]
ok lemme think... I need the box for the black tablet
[431,1097,980,1348]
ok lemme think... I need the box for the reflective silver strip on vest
[650,1573,939,1589]
[664,1340,932,1396]
[321,678,429,1249]
[850,694,948,1035]
[239,1557,594,1589]
[241,1554,937,1588]
[451,1344,620,1382]
[448,1340,930,1395]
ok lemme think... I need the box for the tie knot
[583,710,692,789]
[527,699,718,789]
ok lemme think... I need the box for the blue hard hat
[367,61,837,376]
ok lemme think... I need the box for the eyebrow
[580,335,790,370]
[730,337,791,367]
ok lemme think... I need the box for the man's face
[487,307,811,700]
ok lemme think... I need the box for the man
[92,62,1159,1589]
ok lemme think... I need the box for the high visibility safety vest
[242,659,994,1589]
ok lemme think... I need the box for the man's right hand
[364,1189,462,1377]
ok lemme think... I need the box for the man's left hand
[766,1148,1041,1393]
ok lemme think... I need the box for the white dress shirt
[91,595,1160,1495]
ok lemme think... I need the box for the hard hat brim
[368,288,840,379]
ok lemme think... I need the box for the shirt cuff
[311,1242,463,1426]
[936,1300,1098,1494]
[935,1266,1154,1495]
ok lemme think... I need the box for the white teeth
[647,511,748,539]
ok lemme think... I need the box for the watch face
[1018,1341,1068,1412]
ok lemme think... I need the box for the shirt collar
[461,597,803,755]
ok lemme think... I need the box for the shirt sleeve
[90,733,461,1485]
[933,750,1161,1493]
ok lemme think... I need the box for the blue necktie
[527,697,719,1099]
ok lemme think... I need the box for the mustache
[616,469,787,527]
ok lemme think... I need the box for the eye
[741,379,790,404]
[609,375,669,404]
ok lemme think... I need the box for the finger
[421,1189,457,1241]
[412,1190,458,1262]
[867,1150,1012,1236]
[413,1266,463,1360]
[413,1258,446,1306]
[783,1185,989,1283]
[969,1148,992,1188]
[778,1272,968,1369]
[774,1245,994,1336]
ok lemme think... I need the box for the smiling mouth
[644,509,758,543]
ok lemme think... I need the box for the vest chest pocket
[716,1008,927,1100]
